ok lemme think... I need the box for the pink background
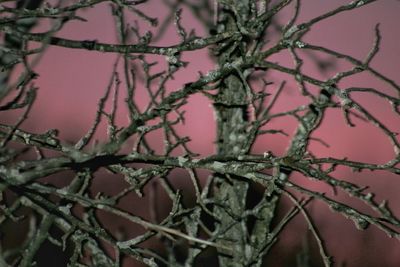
[2,0,400,266]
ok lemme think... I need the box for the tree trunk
[212,2,278,266]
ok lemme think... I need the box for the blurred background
[1,0,400,266]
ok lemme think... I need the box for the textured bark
[212,2,277,266]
